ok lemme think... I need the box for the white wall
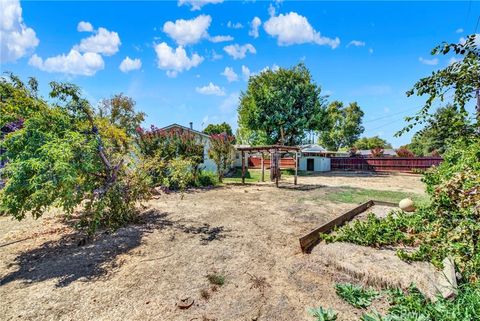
[299,156,331,172]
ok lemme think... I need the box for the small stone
[399,198,415,212]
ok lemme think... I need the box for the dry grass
[0,173,425,321]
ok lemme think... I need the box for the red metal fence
[330,157,443,172]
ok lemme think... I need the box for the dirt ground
[0,172,425,321]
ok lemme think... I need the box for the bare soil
[0,173,425,321]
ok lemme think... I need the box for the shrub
[335,283,379,308]
[162,157,195,191]
[396,147,415,157]
[196,170,218,187]
[308,306,338,321]
[208,133,235,182]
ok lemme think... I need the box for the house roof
[159,123,210,139]
[300,144,327,153]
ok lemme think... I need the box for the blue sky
[1,0,478,147]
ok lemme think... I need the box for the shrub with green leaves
[0,75,149,234]
[335,283,380,309]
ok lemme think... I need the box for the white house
[159,123,217,172]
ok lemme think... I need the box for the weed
[335,283,380,309]
[200,288,210,300]
[308,306,338,321]
[207,274,225,286]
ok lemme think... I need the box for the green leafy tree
[0,75,148,234]
[203,122,233,136]
[208,133,235,182]
[400,34,480,136]
[237,63,327,146]
[318,101,364,151]
[354,136,392,150]
[99,93,145,138]
[405,105,474,155]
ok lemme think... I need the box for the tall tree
[354,136,392,150]
[99,93,145,138]
[318,101,364,151]
[399,34,480,136]
[203,122,233,136]
[405,105,474,155]
[237,63,327,146]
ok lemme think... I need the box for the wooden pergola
[236,145,301,187]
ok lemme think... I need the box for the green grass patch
[308,306,338,321]
[325,187,429,206]
[206,274,225,286]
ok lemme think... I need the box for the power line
[362,105,419,124]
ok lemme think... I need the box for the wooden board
[299,200,397,253]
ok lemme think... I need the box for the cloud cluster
[178,0,223,11]
[119,56,142,72]
[196,82,225,96]
[163,15,211,46]
[263,12,340,48]
[29,50,104,76]
[223,43,256,59]
[347,40,365,47]
[249,17,261,38]
[0,0,39,63]
[29,22,120,76]
[221,66,238,82]
[155,42,203,77]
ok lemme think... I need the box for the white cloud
[227,21,243,29]
[210,49,222,60]
[178,0,223,11]
[264,12,340,48]
[28,50,104,76]
[241,65,251,80]
[220,92,239,113]
[221,66,238,82]
[456,28,464,33]
[0,0,39,63]
[77,21,93,32]
[223,43,256,59]
[419,57,439,66]
[208,35,233,43]
[154,42,203,77]
[74,27,121,56]
[119,56,142,72]
[196,82,225,96]
[249,17,261,38]
[163,15,211,46]
[347,40,366,47]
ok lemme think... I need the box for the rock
[435,256,457,300]
[399,198,415,212]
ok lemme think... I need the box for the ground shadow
[277,184,327,191]
[0,210,227,288]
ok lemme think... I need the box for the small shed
[299,144,331,172]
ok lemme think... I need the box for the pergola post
[261,153,265,182]
[241,151,245,184]
[294,152,298,185]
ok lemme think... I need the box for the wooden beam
[261,153,265,182]
[294,152,298,185]
[298,200,397,253]
[241,151,245,184]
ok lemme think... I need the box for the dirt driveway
[0,173,425,321]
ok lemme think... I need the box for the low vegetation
[335,283,379,309]
[324,187,428,206]
[308,306,338,321]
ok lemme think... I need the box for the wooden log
[261,153,265,182]
[241,151,245,184]
[298,200,396,253]
[294,152,298,185]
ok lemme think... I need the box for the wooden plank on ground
[298,200,396,253]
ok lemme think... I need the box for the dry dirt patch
[0,174,425,321]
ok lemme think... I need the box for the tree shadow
[277,184,327,191]
[0,210,227,288]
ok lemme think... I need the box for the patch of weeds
[247,273,270,290]
[308,306,337,321]
[335,283,380,309]
[207,274,225,286]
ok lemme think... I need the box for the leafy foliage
[404,105,474,156]
[99,93,145,139]
[208,133,235,182]
[308,306,338,321]
[354,136,392,150]
[203,122,233,136]
[238,63,327,145]
[399,34,480,135]
[335,283,379,308]
[0,75,149,233]
[318,101,364,151]
[395,147,415,158]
